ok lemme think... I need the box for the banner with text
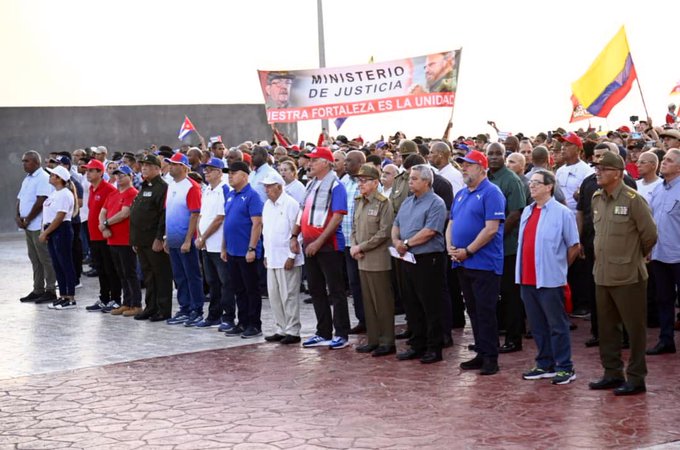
[258,49,461,123]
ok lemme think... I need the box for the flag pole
[635,77,651,120]
[443,48,462,141]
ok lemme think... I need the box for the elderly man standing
[342,150,368,334]
[352,165,396,357]
[290,147,350,350]
[261,172,303,345]
[647,149,680,355]
[222,162,264,339]
[164,153,205,326]
[517,170,580,385]
[448,151,506,375]
[17,151,57,304]
[588,152,657,396]
[392,165,447,363]
[129,155,173,321]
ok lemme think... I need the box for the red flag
[178,115,197,140]
[671,81,680,96]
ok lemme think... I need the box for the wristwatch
[465,247,474,257]
[247,246,256,252]
[103,219,110,228]
[403,239,410,249]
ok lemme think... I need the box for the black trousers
[651,261,680,346]
[568,256,593,313]
[498,254,525,344]
[459,268,501,359]
[89,239,121,303]
[227,255,262,330]
[306,251,350,340]
[110,245,142,307]
[448,265,465,328]
[400,252,444,352]
[71,221,83,281]
[136,245,173,316]
[345,247,365,324]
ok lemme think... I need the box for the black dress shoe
[265,334,285,342]
[134,310,156,320]
[614,382,646,396]
[34,291,57,304]
[584,337,600,348]
[420,350,443,364]
[372,345,396,357]
[499,342,522,354]
[84,269,99,278]
[467,344,477,351]
[588,377,626,390]
[443,334,454,348]
[149,314,171,322]
[396,348,425,361]
[646,342,676,355]
[395,330,412,340]
[280,335,301,345]
[460,356,483,370]
[303,297,313,304]
[356,343,379,353]
[350,323,367,334]
[20,292,43,302]
[480,359,499,375]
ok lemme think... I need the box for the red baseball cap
[617,125,631,133]
[308,146,334,162]
[242,152,252,165]
[455,150,488,170]
[557,132,583,149]
[82,159,105,171]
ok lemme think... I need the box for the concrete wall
[0,104,293,232]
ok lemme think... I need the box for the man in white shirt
[429,141,464,196]
[17,151,57,303]
[636,152,662,202]
[555,133,594,214]
[261,172,304,344]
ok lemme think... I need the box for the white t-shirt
[556,160,594,213]
[42,188,74,225]
[437,164,465,196]
[80,176,91,220]
[284,179,307,206]
[199,181,226,253]
[636,178,663,203]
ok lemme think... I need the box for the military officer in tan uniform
[588,152,657,396]
[351,164,396,357]
[389,140,418,214]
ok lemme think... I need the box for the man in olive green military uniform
[129,155,174,321]
[588,152,657,396]
[389,139,418,214]
[350,164,396,357]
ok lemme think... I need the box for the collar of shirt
[663,176,680,190]
[603,182,625,201]
[233,183,253,195]
[488,166,511,180]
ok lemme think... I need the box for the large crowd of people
[15,106,680,396]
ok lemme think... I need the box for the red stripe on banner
[266,92,455,124]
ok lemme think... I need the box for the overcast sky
[2,0,679,143]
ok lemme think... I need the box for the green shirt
[488,166,526,256]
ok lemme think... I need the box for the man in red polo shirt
[82,159,121,312]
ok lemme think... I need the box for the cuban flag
[178,116,197,140]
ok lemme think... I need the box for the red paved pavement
[1,324,680,449]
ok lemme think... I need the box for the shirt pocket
[606,255,633,284]
[664,200,680,215]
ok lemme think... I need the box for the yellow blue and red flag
[571,26,636,118]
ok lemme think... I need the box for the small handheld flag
[178,116,197,140]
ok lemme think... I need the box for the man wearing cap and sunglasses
[588,152,656,396]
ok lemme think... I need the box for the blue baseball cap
[113,165,133,176]
[200,157,225,170]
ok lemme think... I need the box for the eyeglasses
[528,180,548,186]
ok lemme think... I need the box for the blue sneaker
[183,311,204,327]
[195,318,222,328]
[224,325,244,337]
[302,335,332,348]
[166,312,190,325]
[101,301,121,313]
[329,336,349,350]
[241,327,263,339]
[218,321,236,332]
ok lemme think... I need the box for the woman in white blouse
[278,160,306,206]
[40,166,77,310]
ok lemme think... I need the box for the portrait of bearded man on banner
[409,51,457,94]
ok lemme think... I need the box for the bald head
[345,150,366,176]
[506,153,526,177]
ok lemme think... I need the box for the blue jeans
[651,261,680,346]
[521,285,573,372]
[169,245,204,315]
[227,255,262,330]
[47,222,76,297]
[202,250,236,322]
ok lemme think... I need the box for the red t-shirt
[88,180,117,241]
[625,162,639,180]
[520,206,542,286]
[104,187,139,246]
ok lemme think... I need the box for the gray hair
[410,164,433,187]
[533,169,556,196]
[23,150,41,163]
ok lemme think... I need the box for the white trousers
[267,266,302,336]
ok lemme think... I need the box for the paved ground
[3,233,680,449]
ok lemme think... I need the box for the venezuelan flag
[571,26,636,118]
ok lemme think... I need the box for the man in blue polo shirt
[447,150,506,375]
[221,161,264,339]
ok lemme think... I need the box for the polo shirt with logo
[88,180,117,241]
[223,183,264,258]
[165,177,202,248]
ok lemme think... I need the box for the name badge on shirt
[614,205,628,215]
[143,191,152,197]
[367,208,379,216]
